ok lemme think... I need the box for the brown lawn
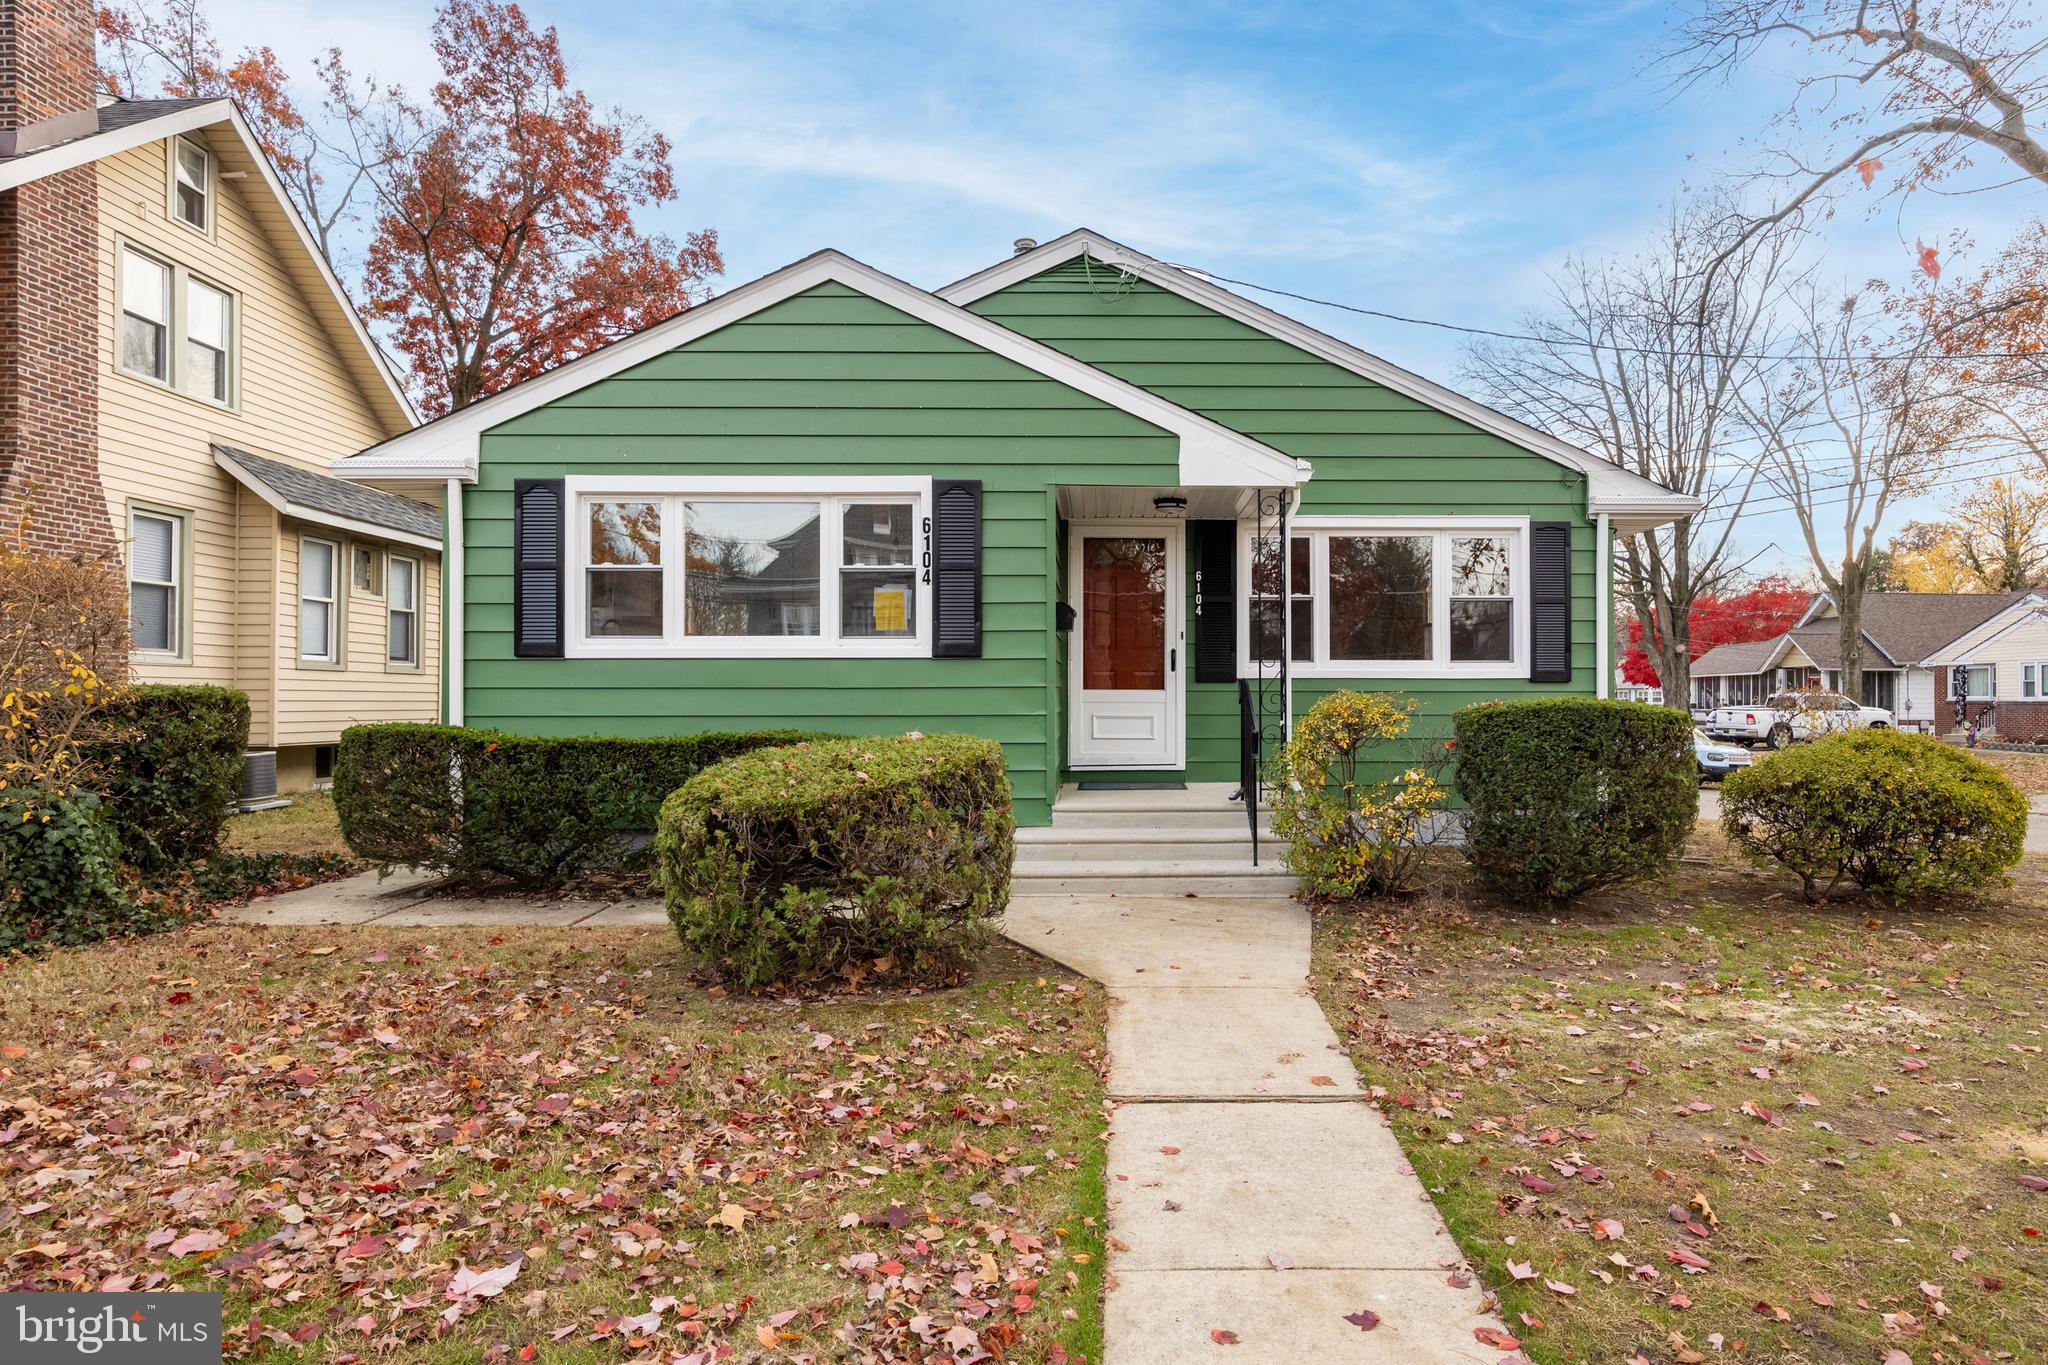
[1974,748,2048,797]
[1311,836,2048,1365]
[0,926,1108,1363]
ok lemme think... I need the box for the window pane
[131,514,174,582]
[131,582,173,652]
[186,280,227,347]
[302,540,334,598]
[388,608,416,663]
[122,251,168,323]
[352,546,375,592]
[299,599,331,657]
[1250,597,1313,663]
[389,558,415,610]
[843,503,913,566]
[842,569,915,638]
[121,315,166,379]
[1449,599,1512,662]
[1327,535,1431,660]
[188,342,225,401]
[177,141,208,188]
[1081,537,1167,689]
[1251,536,1310,597]
[587,570,663,637]
[684,501,820,637]
[1452,536,1511,597]
[589,501,661,565]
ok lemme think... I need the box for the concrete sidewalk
[1005,894,1508,1363]
[219,868,664,926]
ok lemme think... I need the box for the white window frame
[563,476,934,659]
[127,505,188,661]
[2022,661,2048,700]
[298,534,342,665]
[1956,664,1995,701]
[168,136,214,235]
[1236,516,1529,679]
[114,240,238,408]
[386,552,421,669]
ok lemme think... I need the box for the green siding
[463,281,1180,825]
[971,259,1597,783]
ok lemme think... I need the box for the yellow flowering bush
[1272,690,1447,900]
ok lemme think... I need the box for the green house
[333,230,1696,830]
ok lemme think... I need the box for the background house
[335,230,1696,827]
[0,0,440,798]
[1689,591,2025,733]
[1925,593,2048,741]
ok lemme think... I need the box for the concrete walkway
[1004,893,1507,1363]
[219,868,663,926]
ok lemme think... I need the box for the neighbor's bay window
[1241,519,1527,676]
[569,479,930,656]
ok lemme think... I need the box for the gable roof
[1689,636,1789,678]
[938,229,1699,532]
[1922,593,2048,665]
[331,250,1309,491]
[1799,591,2027,666]
[0,97,415,434]
[215,445,441,550]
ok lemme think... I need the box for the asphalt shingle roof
[0,97,219,164]
[216,445,441,542]
[1691,591,2028,677]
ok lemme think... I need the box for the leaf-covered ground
[225,792,358,861]
[1974,748,2048,797]
[0,926,1108,1363]
[1312,839,2048,1365]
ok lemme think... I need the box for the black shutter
[932,479,982,658]
[513,478,565,658]
[1192,519,1236,683]
[1529,520,1571,683]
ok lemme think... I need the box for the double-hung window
[568,478,931,656]
[171,137,211,232]
[1239,518,1527,677]
[387,555,420,666]
[1955,664,1994,701]
[184,278,231,402]
[119,248,172,382]
[299,535,340,663]
[2023,662,2048,699]
[128,508,183,656]
[116,243,237,404]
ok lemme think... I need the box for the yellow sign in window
[872,586,908,634]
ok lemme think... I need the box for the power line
[1151,258,2048,365]
[1693,457,2037,527]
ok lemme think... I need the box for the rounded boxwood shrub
[333,724,818,887]
[657,733,1012,990]
[1453,697,1696,901]
[1721,729,2026,901]
[100,684,250,875]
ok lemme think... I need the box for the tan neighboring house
[0,0,440,799]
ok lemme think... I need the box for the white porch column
[446,476,464,725]
[1595,512,1611,699]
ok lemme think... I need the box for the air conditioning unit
[237,750,291,812]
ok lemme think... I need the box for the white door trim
[1067,520,1186,770]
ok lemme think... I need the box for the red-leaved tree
[1621,576,1811,686]
[358,1,720,414]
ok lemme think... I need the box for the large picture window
[567,478,930,656]
[1239,518,1527,677]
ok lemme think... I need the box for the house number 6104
[920,516,933,585]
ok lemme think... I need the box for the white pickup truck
[1703,691,1894,749]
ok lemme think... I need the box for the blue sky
[208,0,2044,573]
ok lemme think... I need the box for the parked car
[1703,691,1893,749]
[1693,728,1753,782]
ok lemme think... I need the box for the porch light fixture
[1151,494,1189,513]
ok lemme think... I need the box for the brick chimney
[0,0,111,558]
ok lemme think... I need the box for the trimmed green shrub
[1454,697,1696,901]
[1721,729,2026,901]
[1272,690,1449,900]
[101,685,249,874]
[657,734,1012,990]
[0,791,137,953]
[333,724,818,888]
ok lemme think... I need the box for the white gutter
[1596,512,1611,699]
[445,477,464,726]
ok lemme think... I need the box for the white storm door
[1069,522,1183,768]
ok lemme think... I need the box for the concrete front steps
[1015,782,1295,896]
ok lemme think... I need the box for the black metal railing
[1238,677,1260,864]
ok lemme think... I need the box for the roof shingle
[215,445,440,542]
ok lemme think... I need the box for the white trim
[939,230,1697,528]
[1237,515,1530,680]
[330,252,1307,491]
[445,478,464,725]
[1923,595,2048,665]
[0,101,417,429]
[212,449,442,551]
[562,474,935,659]
[1954,663,1996,702]
[1596,511,1611,699]
[1066,519,1187,770]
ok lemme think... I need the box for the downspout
[1595,512,1611,699]
[445,477,464,726]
